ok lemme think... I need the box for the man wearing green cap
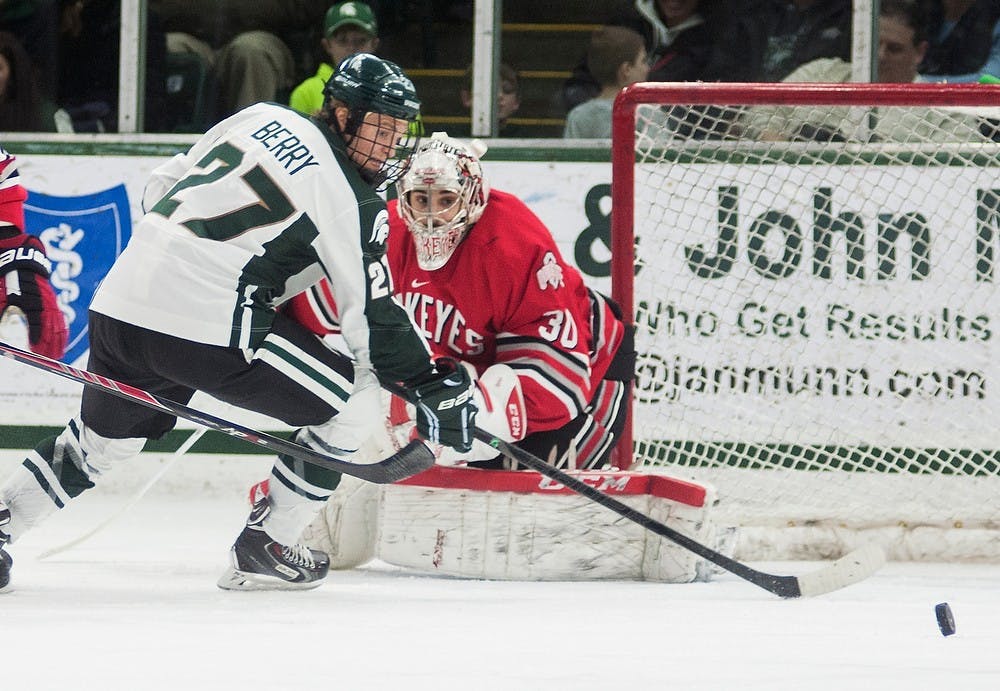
[290,2,379,117]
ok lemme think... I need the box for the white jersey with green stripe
[90,102,431,382]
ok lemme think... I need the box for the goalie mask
[397,132,490,270]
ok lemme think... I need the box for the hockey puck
[935,603,956,637]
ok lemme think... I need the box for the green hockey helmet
[323,53,420,122]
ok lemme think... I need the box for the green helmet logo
[323,53,420,121]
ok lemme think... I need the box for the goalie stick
[379,378,886,598]
[0,341,434,484]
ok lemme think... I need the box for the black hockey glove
[0,233,68,359]
[404,358,477,453]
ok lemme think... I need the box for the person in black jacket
[560,0,727,113]
[919,0,1000,81]
[57,0,168,132]
[720,0,853,82]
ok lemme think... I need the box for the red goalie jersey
[287,189,625,436]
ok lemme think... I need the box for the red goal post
[610,82,1000,560]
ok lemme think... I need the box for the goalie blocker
[300,464,726,582]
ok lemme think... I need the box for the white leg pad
[374,467,723,582]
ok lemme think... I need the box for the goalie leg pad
[376,466,722,582]
[295,392,413,568]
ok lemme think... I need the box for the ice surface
[1,451,998,691]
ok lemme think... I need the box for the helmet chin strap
[328,107,390,188]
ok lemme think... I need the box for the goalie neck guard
[397,132,490,270]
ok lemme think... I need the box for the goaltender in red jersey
[283,134,731,584]
[287,132,635,472]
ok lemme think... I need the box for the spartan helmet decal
[323,53,420,121]
[397,132,490,270]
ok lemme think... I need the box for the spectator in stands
[720,0,852,82]
[740,0,993,142]
[0,31,61,131]
[563,26,649,139]
[151,1,330,119]
[561,0,728,113]
[57,0,168,132]
[290,2,379,117]
[0,0,59,102]
[450,62,529,137]
[919,0,1000,83]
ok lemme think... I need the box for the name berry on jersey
[250,120,320,175]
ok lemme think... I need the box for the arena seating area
[379,1,623,137]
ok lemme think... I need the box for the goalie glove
[467,362,526,447]
[0,233,68,359]
[402,358,477,453]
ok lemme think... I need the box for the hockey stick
[0,341,433,484]
[480,434,885,598]
[37,426,207,560]
[378,376,885,598]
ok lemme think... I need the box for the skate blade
[216,567,325,592]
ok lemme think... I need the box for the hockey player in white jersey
[0,54,476,592]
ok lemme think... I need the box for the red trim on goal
[609,81,1000,471]
[616,81,1000,108]
[397,465,707,507]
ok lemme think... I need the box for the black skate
[0,500,11,592]
[217,490,329,591]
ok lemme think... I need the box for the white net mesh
[613,83,1000,561]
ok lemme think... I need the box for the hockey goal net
[611,82,1000,561]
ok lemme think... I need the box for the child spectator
[289,2,379,117]
[561,0,726,113]
[563,26,648,139]
[449,62,527,137]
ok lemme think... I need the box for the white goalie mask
[397,132,490,270]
